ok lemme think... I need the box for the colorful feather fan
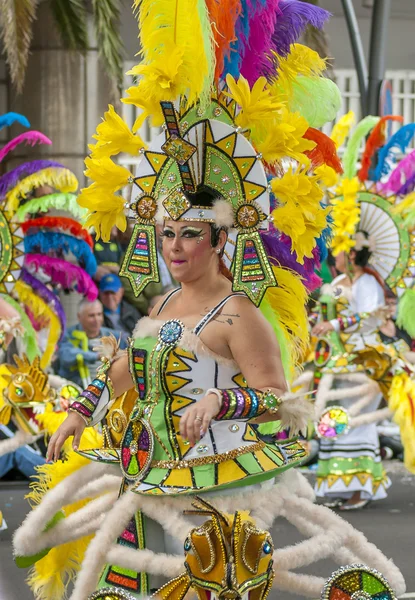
[24,232,97,277]
[358,115,403,182]
[0,132,52,163]
[0,112,30,131]
[6,168,78,213]
[13,280,61,369]
[24,255,98,301]
[14,193,86,223]
[0,160,63,199]
[21,217,93,248]
[374,123,415,182]
[21,270,66,341]
[379,148,415,195]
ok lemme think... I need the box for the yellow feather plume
[6,168,78,213]
[389,372,415,474]
[330,111,356,148]
[330,176,361,256]
[14,281,60,369]
[264,266,308,368]
[88,104,147,158]
[77,157,131,241]
[123,0,215,124]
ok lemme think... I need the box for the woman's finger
[179,411,189,438]
[186,412,197,446]
[201,413,211,437]
[193,411,205,443]
[72,426,83,452]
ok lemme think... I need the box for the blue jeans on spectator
[0,446,45,479]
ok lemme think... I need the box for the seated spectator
[0,424,45,480]
[57,299,127,388]
[99,274,141,334]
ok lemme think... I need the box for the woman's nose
[171,236,182,251]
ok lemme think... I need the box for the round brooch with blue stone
[158,319,185,346]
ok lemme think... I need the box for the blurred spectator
[99,273,140,334]
[0,424,45,480]
[57,299,127,388]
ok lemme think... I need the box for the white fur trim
[133,317,238,369]
[212,198,234,228]
[278,394,314,436]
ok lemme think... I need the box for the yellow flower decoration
[256,109,315,166]
[88,105,147,158]
[271,168,326,263]
[224,74,283,139]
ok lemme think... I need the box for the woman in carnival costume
[13,2,405,600]
[311,115,415,509]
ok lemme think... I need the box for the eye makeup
[160,226,206,239]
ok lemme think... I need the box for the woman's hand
[46,411,87,462]
[179,393,221,446]
[312,321,334,336]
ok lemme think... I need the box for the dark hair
[184,185,228,248]
[353,246,371,267]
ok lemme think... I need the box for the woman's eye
[161,230,174,238]
[182,230,202,238]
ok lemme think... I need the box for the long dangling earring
[119,193,160,297]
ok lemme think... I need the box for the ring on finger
[195,416,203,422]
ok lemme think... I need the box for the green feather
[257,420,282,436]
[343,116,380,180]
[15,193,86,223]
[289,76,342,128]
[397,288,415,338]
[0,294,39,361]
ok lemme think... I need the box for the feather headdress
[14,193,85,223]
[0,160,63,199]
[5,168,78,213]
[24,254,98,301]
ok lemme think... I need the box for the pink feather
[0,131,52,163]
[24,254,98,301]
[379,148,415,194]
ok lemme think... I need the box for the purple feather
[271,0,331,59]
[240,0,282,84]
[261,230,321,291]
[0,160,63,199]
[21,269,67,340]
[398,171,415,196]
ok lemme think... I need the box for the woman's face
[161,220,219,282]
[334,251,347,273]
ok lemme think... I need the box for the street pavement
[0,462,413,600]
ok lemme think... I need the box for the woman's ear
[218,228,228,252]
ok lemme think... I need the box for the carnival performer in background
[13,2,406,600]
[312,115,415,508]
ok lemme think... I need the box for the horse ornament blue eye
[184,537,192,553]
[262,541,272,555]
